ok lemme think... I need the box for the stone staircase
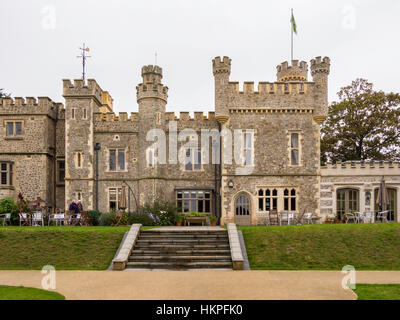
[126,228,233,270]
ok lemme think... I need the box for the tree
[0,88,10,98]
[321,79,400,163]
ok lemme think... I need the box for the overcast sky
[1,0,399,114]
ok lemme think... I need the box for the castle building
[1,56,399,224]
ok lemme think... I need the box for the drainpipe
[53,104,59,213]
[216,122,222,225]
[94,143,101,211]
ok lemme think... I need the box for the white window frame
[108,187,122,211]
[257,187,298,213]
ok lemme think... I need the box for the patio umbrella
[120,185,127,210]
[376,176,389,211]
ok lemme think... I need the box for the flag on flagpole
[291,11,297,35]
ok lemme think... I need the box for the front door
[235,194,251,225]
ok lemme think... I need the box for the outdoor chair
[302,213,314,225]
[80,211,92,226]
[269,210,279,226]
[362,211,375,223]
[0,213,11,226]
[377,211,389,223]
[32,212,44,226]
[280,212,289,226]
[19,213,30,226]
[65,210,75,226]
[48,213,66,226]
[288,213,295,225]
[344,212,358,224]
[264,214,270,226]
[70,213,82,226]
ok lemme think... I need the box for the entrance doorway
[235,194,251,225]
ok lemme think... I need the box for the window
[242,131,254,166]
[71,109,76,119]
[337,189,359,218]
[73,191,82,201]
[258,188,278,212]
[299,83,305,93]
[6,121,23,137]
[184,148,202,171]
[156,112,162,125]
[83,108,87,119]
[290,132,301,166]
[284,188,297,211]
[258,187,297,212]
[176,191,212,214]
[58,161,65,182]
[109,149,125,171]
[0,162,13,186]
[147,148,156,167]
[109,188,122,211]
[75,152,83,168]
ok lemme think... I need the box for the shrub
[139,201,178,226]
[88,210,101,226]
[115,213,129,226]
[0,198,15,214]
[99,212,116,226]
[128,213,154,226]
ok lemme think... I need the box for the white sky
[1,0,399,114]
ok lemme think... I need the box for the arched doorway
[235,193,251,226]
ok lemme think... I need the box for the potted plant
[325,214,335,224]
[209,215,217,226]
[175,215,184,226]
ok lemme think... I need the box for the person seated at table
[77,200,83,213]
[69,200,79,215]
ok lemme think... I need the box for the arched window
[337,189,359,218]
[235,194,250,216]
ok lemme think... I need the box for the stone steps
[126,261,233,269]
[127,228,232,270]
[131,249,231,255]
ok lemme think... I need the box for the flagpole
[291,8,294,62]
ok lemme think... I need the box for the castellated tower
[63,79,103,210]
[310,57,331,124]
[136,65,169,204]
[212,56,231,125]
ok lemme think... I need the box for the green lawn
[0,285,65,300]
[238,223,400,270]
[0,226,130,270]
[353,284,400,300]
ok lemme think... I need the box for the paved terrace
[2,270,399,300]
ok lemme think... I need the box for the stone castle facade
[1,56,399,224]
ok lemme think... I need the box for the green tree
[321,79,400,163]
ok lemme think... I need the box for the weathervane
[77,43,91,81]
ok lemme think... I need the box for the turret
[212,56,231,124]
[310,56,331,124]
[276,60,308,82]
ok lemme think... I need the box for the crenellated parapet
[321,161,400,176]
[164,111,217,121]
[63,79,103,105]
[212,56,231,76]
[228,81,310,95]
[310,56,331,78]
[97,112,139,122]
[277,60,308,82]
[0,96,63,117]
[136,83,168,103]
